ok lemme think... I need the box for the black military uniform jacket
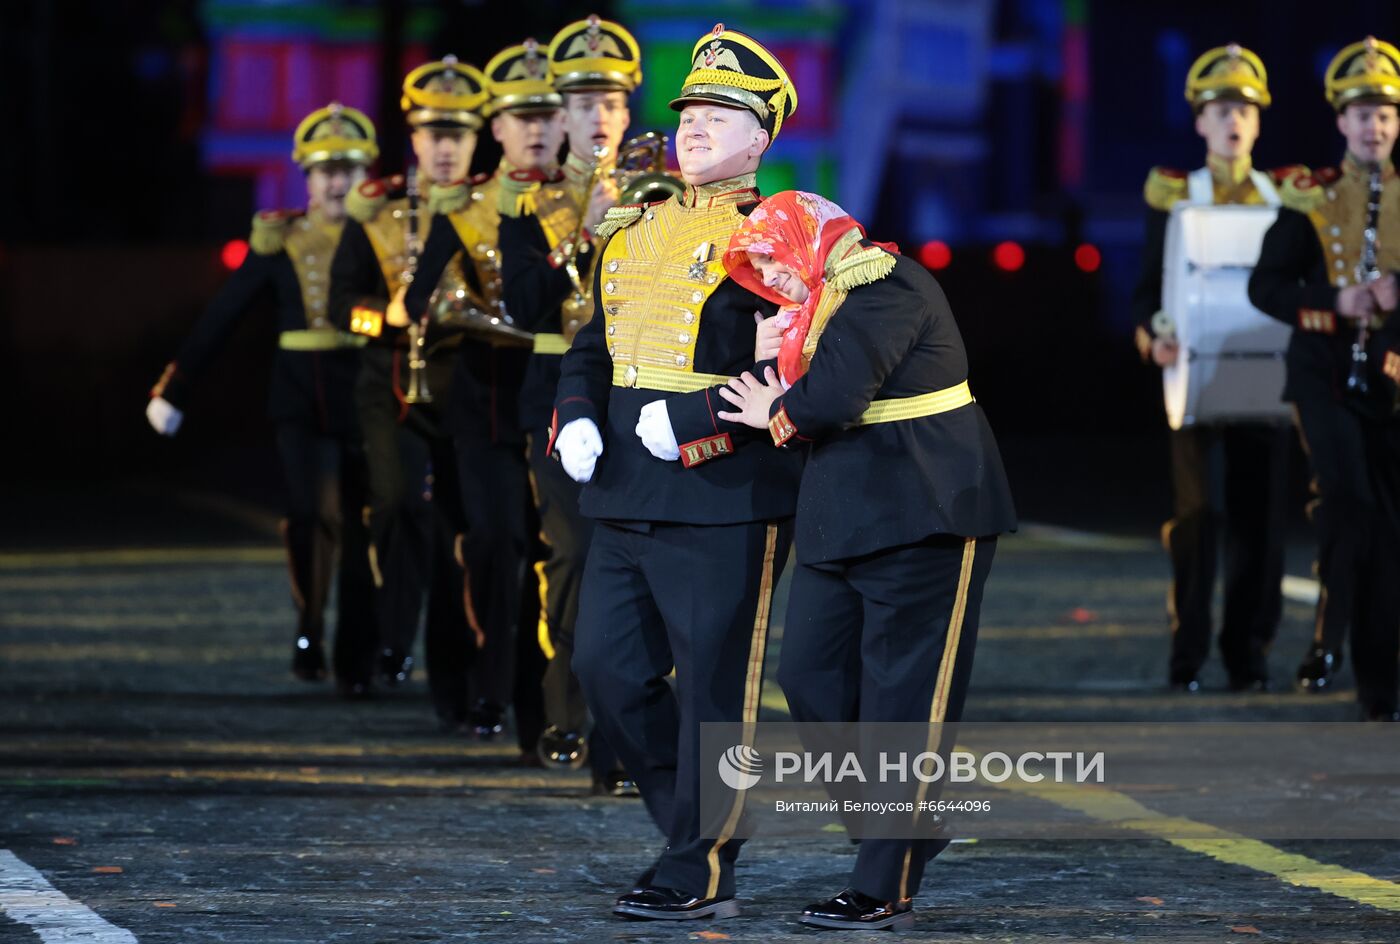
[499,156,599,433]
[551,174,802,525]
[406,168,530,444]
[766,252,1017,565]
[1248,157,1400,421]
[155,210,359,436]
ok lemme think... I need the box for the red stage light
[919,240,952,270]
[221,239,249,270]
[992,241,1024,272]
[1074,243,1101,273]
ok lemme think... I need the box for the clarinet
[1345,163,1383,396]
[402,166,433,404]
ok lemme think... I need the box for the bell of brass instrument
[564,143,612,302]
[612,131,685,205]
[401,166,433,404]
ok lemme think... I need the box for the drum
[1160,204,1292,429]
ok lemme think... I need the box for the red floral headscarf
[724,191,897,386]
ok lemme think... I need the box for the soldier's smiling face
[1337,102,1399,165]
[563,91,630,163]
[676,104,769,185]
[492,109,566,172]
[411,127,477,185]
[746,252,809,304]
[1194,100,1259,161]
[305,160,366,223]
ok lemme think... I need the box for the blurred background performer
[1248,37,1400,720]
[494,13,658,789]
[551,23,802,923]
[717,190,1016,930]
[329,57,486,728]
[1131,45,1305,693]
[403,39,564,750]
[148,103,379,696]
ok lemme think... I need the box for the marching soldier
[1249,37,1400,720]
[1131,45,1305,692]
[551,23,802,921]
[328,57,489,729]
[717,189,1017,930]
[401,40,566,748]
[148,103,379,696]
[493,14,642,788]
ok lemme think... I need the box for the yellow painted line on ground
[985,777,1400,911]
[0,643,283,664]
[0,547,283,570]
[0,738,501,760]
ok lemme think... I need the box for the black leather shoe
[1228,674,1269,693]
[800,888,914,930]
[593,770,640,797]
[537,726,588,769]
[1168,675,1201,693]
[613,886,739,921]
[378,648,413,686]
[291,637,327,681]
[468,700,505,740]
[1296,647,1339,693]
[625,867,657,897]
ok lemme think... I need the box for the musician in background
[329,58,487,730]
[492,15,643,791]
[402,40,566,751]
[1131,45,1307,693]
[148,104,379,696]
[1248,37,1400,720]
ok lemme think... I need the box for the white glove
[556,418,603,483]
[636,400,680,462]
[146,397,184,437]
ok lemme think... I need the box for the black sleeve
[770,278,926,442]
[1247,208,1338,327]
[160,251,277,407]
[551,261,611,438]
[404,214,464,320]
[329,219,389,331]
[1130,208,1169,333]
[499,214,584,331]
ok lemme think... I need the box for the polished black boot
[468,699,505,740]
[291,636,327,681]
[800,888,914,930]
[537,725,588,769]
[613,886,739,921]
[1168,674,1201,693]
[1295,646,1339,693]
[592,769,639,797]
[378,647,413,686]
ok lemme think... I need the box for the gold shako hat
[486,39,564,115]
[292,102,378,168]
[1325,36,1400,110]
[548,15,642,93]
[1184,43,1271,109]
[401,56,489,129]
[669,23,797,141]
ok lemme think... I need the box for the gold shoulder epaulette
[249,209,297,255]
[1278,167,1335,214]
[497,170,543,218]
[1267,164,1310,185]
[347,175,400,223]
[428,179,471,216]
[594,204,647,241]
[828,245,897,292]
[1144,166,1188,211]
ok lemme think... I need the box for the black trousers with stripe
[778,534,996,903]
[573,518,792,900]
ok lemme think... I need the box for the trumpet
[401,166,432,404]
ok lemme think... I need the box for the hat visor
[669,91,761,120]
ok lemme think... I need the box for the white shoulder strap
[1249,168,1282,206]
[1187,167,1214,205]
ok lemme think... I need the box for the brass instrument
[564,143,612,304]
[402,166,432,404]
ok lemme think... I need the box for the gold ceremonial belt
[857,380,973,425]
[611,362,729,393]
[279,329,369,351]
[532,333,571,355]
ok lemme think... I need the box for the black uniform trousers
[273,422,377,683]
[525,432,621,776]
[1164,423,1289,682]
[778,535,996,904]
[357,348,478,720]
[1293,396,1400,713]
[573,518,793,900]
